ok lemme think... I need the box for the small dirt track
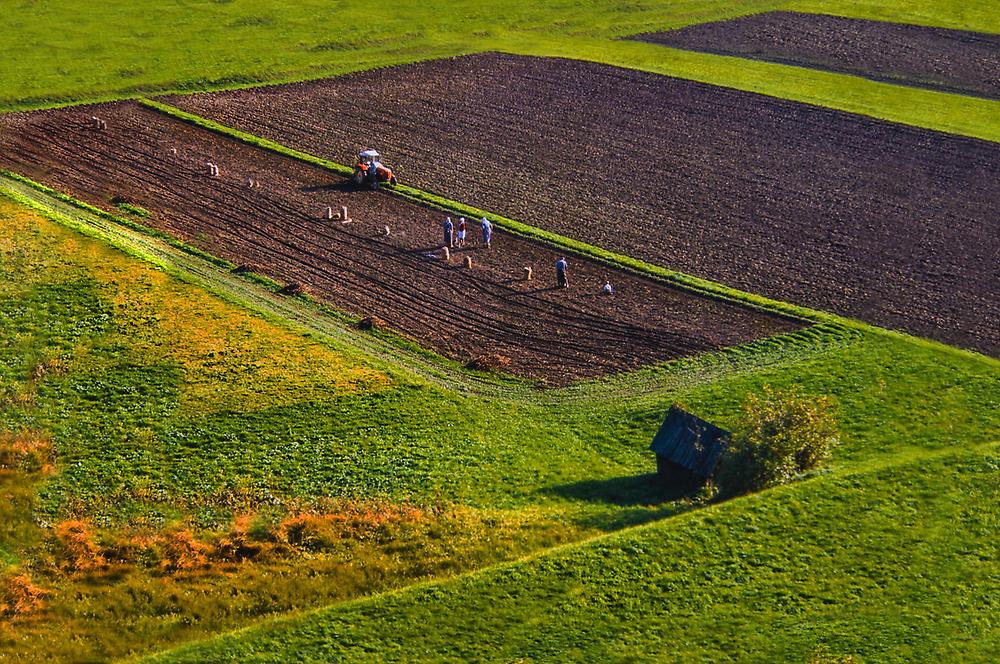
[631,12,1000,100]
[163,53,1000,357]
[0,103,799,384]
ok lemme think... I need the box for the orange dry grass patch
[213,514,267,562]
[0,431,55,475]
[279,500,428,550]
[158,529,211,572]
[53,520,107,573]
[0,571,47,619]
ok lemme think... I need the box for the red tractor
[352,149,397,190]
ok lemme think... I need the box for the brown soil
[631,12,1000,100]
[161,53,1000,357]
[0,102,799,384]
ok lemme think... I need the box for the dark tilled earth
[0,102,800,383]
[631,11,1000,100]
[162,53,1000,357]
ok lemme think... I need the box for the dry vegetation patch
[0,431,55,475]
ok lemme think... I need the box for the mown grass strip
[137,98,999,369]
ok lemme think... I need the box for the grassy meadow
[148,444,1000,663]
[1,192,997,660]
[1,0,999,661]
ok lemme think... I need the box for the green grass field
[147,445,1000,663]
[2,0,999,661]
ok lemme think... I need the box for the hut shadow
[544,473,700,507]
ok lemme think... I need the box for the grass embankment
[148,444,1000,663]
[0,201,588,661]
[1,192,998,660]
[4,1,1000,145]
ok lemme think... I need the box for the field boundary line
[136,98,999,370]
[134,437,1000,663]
[0,172,867,401]
[139,98,813,324]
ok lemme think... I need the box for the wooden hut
[649,406,730,483]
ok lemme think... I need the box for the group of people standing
[443,216,491,250]
[440,215,612,294]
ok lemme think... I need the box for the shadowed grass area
[145,443,1000,663]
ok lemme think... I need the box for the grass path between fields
[4,1,1000,146]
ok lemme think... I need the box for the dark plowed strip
[162,53,1000,357]
[630,11,1000,100]
[0,102,800,384]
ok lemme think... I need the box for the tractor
[352,149,397,190]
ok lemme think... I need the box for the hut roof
[649,406,731,478]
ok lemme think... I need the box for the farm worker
[457,217,467,248]
[481,217,492,248]
[601,280,614,295]
[556,257,569,289]
[443,216,454,248]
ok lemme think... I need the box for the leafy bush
[717,387,838,497]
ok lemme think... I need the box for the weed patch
[52,521,107,574]
[0,431,55,475]
[0,570,47,619]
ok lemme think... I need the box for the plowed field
[0,102,800,383]
[631,12,1000,100]
[163,53,1000,357]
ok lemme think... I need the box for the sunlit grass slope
[2,187,998,660]
[147,443,1000,663]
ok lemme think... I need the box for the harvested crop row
[0,102,799,383]
[163,53,1000,357]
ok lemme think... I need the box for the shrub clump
[52,521,107,573]
[0,571,47,619]
[717,387,839,497]
[159,529,211,572]
[213,515,266,562]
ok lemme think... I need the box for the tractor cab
[352,149,397,190]
[358,149,381,165]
